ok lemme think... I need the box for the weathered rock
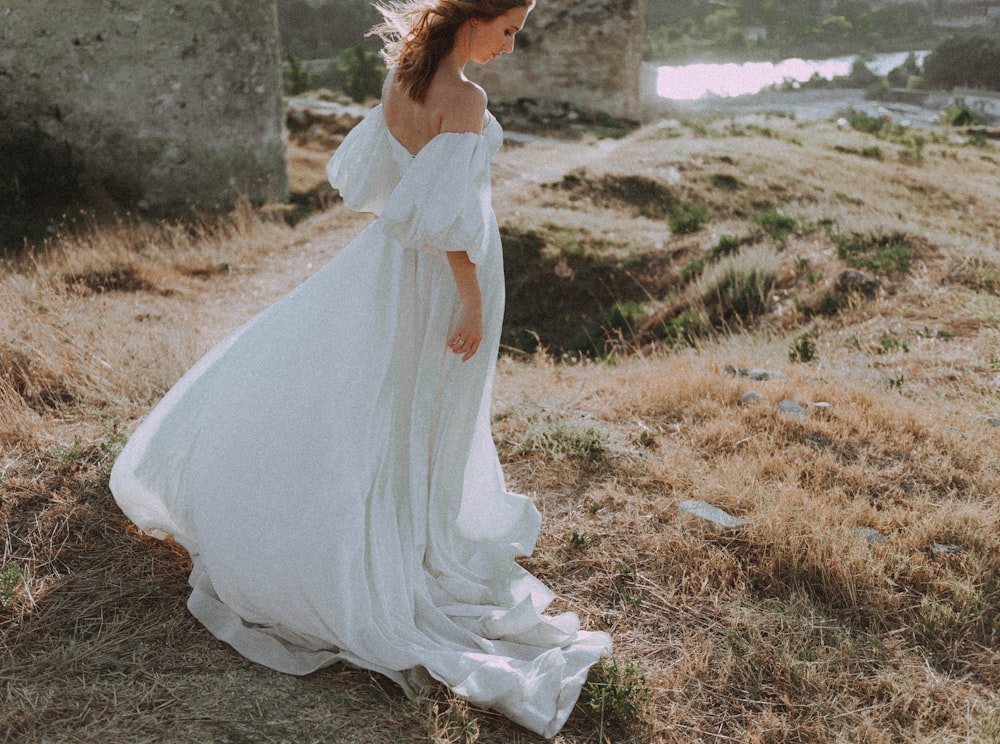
[470,0,646,120]
[778,400,808,419]
[741,390,763,403]
[930,543,967,555]
[855,527,886,545]
[725,366,786,381]
[0,1,287,211]
[679,500,747,529]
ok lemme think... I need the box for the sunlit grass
[2,109,999,742]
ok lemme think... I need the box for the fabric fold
[325,105,401,216]
[380,131,495,264]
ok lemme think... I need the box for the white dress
[110,104,611,738]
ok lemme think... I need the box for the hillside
[1,105,999,742]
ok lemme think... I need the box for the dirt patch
[63,265,156,295]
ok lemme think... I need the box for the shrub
[338,43,386,103]
[940,102,981,127]
[669,203,710,234]
[282,54,312,95]
[848,112,888,135]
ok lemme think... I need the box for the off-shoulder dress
[110,104,611,738]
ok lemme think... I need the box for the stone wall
[0,0,287,213]
[469,0,647,120]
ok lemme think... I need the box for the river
[656,51,930,100]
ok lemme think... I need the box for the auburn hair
[370,0,533,103]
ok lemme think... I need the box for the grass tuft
[698,247,778,327]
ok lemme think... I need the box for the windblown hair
[370,0,533,103]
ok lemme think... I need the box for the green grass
[832,230,914,275]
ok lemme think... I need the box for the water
[657,51,930,100]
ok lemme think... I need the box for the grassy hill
[1,105,998,742]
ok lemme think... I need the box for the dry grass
[3,108,1000,742]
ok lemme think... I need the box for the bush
[848,112,888,135]
[338,43,386,103]
[282,55,312,96]
[940,102,982,127]
[669,203,710,234]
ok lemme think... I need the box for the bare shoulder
[434,79,488,135]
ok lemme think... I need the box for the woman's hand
[446,251,483,362]
[448,305,482,362]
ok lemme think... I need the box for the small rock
[679,500,747,529]
[741,390,763,403]
[810,401,831,409]
[725,365,786,381]
[835,269,880,298]
[980,416,1000,428]
[930,543,967,555]
[855,527,886,545]
[778,400,808,419]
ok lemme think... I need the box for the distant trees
[923,36,1000,92]
[283,55,313,96]
[338,44,386,102]
[277,0,379,60]
[644,0,938,62]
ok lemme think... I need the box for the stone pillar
[469,0,647,120]
[0,0,287,212]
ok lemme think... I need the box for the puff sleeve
[380,132,496,265]
[325,106,401,216]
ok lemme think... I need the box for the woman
[110,0,611,737]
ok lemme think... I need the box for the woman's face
[470,5,532,64]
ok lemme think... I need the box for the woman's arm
[446,250,483,362]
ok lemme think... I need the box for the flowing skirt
[110,220,612,738]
